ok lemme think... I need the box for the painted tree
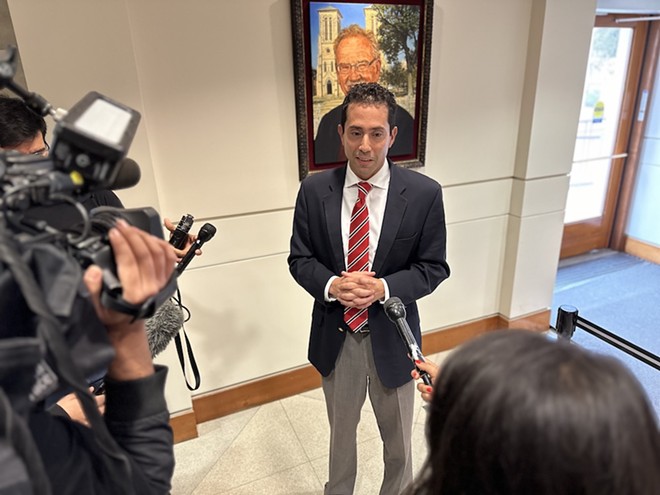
[381,61,408,92]
[374,5,420,96]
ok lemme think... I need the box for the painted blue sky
[309,2,374,68]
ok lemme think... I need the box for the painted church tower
[315,7,342,97]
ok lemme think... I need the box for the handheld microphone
[176,222,216,275]
[383,296,432,386]
[169,214,194,249]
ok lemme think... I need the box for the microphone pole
[384,296,432,386]
[176,222,216,275]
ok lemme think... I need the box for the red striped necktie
[344,181,372,333]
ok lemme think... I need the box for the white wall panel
[500,211,565,318]
[154,340,195,413]
[443,180,513,224]
[176,254,311,396]
[517,0,596,179]
[181,210,293,269]
[510,175,570,218]
[124,1,301,219]
[424,0,531,185]
[419,216,509,329]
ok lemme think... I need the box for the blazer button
[338,327,344,333]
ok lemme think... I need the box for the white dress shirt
[324,163,391,302]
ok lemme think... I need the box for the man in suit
[289,83,449,495]
[314,25,415,165]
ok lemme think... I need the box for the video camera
[0,46,176,410]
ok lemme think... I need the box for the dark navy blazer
[288,162,450,388]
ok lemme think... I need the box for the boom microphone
[145,298,185,357]
[88,299,184,396]
[176,222,216,275]
[34,158,139,195]
[109,158,141,190]
[383,296,432,386]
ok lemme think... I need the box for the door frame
[560,14,652,259]
[611,21,660,251]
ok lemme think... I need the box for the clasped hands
[329,271,385,310]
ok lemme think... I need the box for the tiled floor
[172,350,451,495]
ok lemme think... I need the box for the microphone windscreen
[145,299,184,357]
[198,223,217,242]
[384,296,406,320]
[110,158,141,190]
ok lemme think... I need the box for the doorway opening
[561,14,660,259]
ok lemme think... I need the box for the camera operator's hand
[163,217,202,260]
[83,219,176,381]
[56,388,106,427]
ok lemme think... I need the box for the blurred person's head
[411,330,660,495]
[339,83,397,180]
[0,95,48,155]
[334,25,381,95]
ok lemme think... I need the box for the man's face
[339,102,397,180]
[4,132,48,156]
[335,36,381,95]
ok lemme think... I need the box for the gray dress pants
[322,331,415,495]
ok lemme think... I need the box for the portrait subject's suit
[288,161,449,388]
[314,105,415,165]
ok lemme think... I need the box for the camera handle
[99,269,179,321]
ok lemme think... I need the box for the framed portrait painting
[291,0,434,179]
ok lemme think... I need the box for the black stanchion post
[556,305,578,341]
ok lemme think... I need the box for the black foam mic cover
[384,296,432,386]
[110,158,141,190]
[176,223,217,275]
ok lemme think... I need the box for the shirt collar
[344,161,391,190]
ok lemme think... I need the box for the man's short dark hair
[340,83,397,131]
[0,95,48,148]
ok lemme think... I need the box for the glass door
[561,15,648,259]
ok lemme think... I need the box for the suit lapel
[322,167,346,273]
[373,163,407,274]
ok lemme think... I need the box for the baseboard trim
[421,314,502,354]
[500,309,551,331]
[625,236,660,265]
[192,364,322,424]
[174,310,550,442]
[169,409,198,443]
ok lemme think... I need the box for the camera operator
[0,94,121,423]
[0,95,198,258]
[26,218,177,494]
[1,95,198,426]
[0,95,124,228]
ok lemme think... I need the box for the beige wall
[7,0,597,414]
